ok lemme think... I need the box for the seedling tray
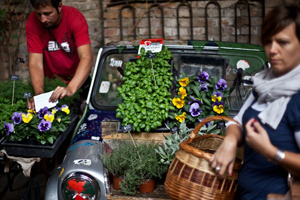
[1,115,79,158]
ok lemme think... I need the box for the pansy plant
[169,71,229,130]
[1,105,71,144]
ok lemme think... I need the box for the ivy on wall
[0,0,30,81]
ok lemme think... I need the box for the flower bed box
[1,114,79,158]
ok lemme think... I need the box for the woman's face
[264,23,300,76]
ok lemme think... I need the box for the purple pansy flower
[199,118,210,127]
[189,102,203,117]
[38,119,52,132]
[215,79,227,91]
[197,71,209,83]
[199,83,209,92]
[188,95,202,105]
[12,112,22,124]
[38,107,49,119]
[4,122,14,135]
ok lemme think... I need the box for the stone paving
[0,156,57,200]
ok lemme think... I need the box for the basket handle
[189,115,241,139]
[179,116,243,169]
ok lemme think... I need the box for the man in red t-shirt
[26,0,93,110]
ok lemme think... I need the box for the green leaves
[116,46,174,132]
[155,121,192,166]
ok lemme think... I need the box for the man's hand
[49,86,75,102]
[27,97,35,110]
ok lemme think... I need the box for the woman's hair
[261,4,300,46]
[29,0,61,11]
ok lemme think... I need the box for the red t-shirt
[26,6,91,82]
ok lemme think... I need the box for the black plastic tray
[1,114,79,158]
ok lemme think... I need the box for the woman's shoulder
[290,91,300,102]
[285,91,300,125]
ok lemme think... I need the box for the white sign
[34,91,58,112]
[99,81,111,93]
[138,38,163,54]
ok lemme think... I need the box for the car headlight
[62,172,100,200]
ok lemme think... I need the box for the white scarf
[252,65,300,129]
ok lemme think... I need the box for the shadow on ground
[0,156,53,200]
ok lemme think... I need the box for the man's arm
[49,43,93,102]
[29,53,44,95]
[27,53,44,110]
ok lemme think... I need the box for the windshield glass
[91,44,266,116]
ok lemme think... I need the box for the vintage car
[44,41,268,200]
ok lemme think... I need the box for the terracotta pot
[112,176,123,190]
[139,179,155,193]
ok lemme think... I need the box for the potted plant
[100,141,168,195]
[99,141,136,190]
[116,46,175,133]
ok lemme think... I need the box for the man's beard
[43,22,54,29]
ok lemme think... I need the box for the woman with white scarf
[210,4,300,200]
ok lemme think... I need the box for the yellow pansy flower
[179,77,189,87]
[178,87,187,99]
[62,106,70,114]
[22,113,33,123]
[52,108,57,114]
[44,113,55,123]
[57,117,62,123]
[28,109,36,115]
[211,92,223,102]
[172,98,185,109]
[213,102,225,114]
[175,112,186,123]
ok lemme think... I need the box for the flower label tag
[23,92,32,98]
[138,38,163,54]
[147,53,156,59]
[10,75,19,81]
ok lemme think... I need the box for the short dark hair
[261,4,300,46]
[29,0,61,10]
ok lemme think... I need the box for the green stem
[128,131,141,161]
[150,59,157,86]
[12,80,15,106]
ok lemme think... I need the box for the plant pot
[139,179,155,193]
[113,176,123,190]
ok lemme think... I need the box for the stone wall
[0,0,299,81]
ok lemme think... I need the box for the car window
[91,45,266,117]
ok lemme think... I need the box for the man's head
[30,0,63,29]
[30,0,61,12]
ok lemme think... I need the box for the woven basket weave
[164,116,243,200]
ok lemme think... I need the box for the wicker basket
[164,116,243,200]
